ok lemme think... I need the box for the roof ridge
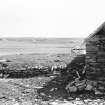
[84,21,105,43]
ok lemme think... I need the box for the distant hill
[0,37,84,44]
[0,37,85,56]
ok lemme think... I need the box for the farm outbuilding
[85,22,105,85]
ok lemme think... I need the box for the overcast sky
[0,0,105,38]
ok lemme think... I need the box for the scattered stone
[21,101,32,105]
[66,85,77,93]
[98,86,105,90]
[85,84,93,91]
[50,101,58,105]
[66,79,86,92]
[65,78,105,95]
[34,99,38,101]
[41,101,49,105]
[14,103,20,105]
[84,99,93,103]
[67,97,74,100]
[75,98,80,101]
[50,88,58,92]
[72,100,85,105]
[77,84,86,91]
[92,81,97,87]
[50,88,55,92]
[40,92,46,96]
[75,80,86,86]
[87,101,99,105]
[94,89,103,95]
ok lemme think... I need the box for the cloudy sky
[0,0,105,38]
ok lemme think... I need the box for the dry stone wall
[86,34,105,86]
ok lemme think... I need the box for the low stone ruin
[65,78,104,95]
[65,66,105,95]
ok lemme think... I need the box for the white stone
[85,84,93,91]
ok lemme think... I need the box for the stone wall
[86,34,105,85]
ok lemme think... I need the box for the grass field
[0,37,97,105]
[0,38,84,77]
[0,38,84,56]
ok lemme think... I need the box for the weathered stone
[66,85,77,93]
[85,22,105,92]
[66,79,97,93]
[75,80,86,91]
[97,58,105,62]
[86,58,97,63]
[98,86,105,91]
[94,89,104,95]
[85,80,97,91]
[85,84,93,91]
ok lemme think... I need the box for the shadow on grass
[37,54,88,101]
[37,54,105,101]
[38,54,105,101]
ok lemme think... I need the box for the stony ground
[0,54,105,105]
[0,38,104,105]
[0,75,105,105]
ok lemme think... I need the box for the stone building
[85,22,105,85]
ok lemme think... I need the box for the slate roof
[85,22,105,43]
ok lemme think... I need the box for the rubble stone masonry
[86,34,105,87]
